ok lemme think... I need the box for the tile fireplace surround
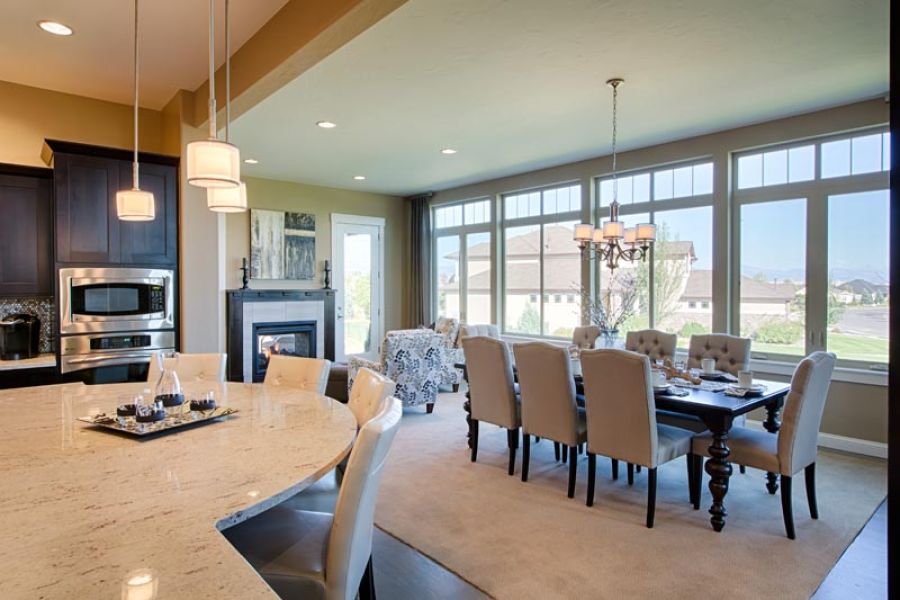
[225,290,336,383]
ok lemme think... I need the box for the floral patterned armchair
[348,329,444,412]
[432,316,464,389]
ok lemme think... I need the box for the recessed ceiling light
[37,20,73,36]
[440,148,458,155]
[244,158,258,164]
[353,175,366,181]
[317,121,337,129]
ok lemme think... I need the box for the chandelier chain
[132,0,140,188]
[611,80,618,198]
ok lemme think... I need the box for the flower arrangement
[576,270,640,333]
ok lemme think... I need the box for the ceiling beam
[186,0,408,130]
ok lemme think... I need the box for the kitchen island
[0,381,357,599]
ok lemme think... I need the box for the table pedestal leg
[703,415,733,532]
[464,397,474,450]
[763,400,783,495]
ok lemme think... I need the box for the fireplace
[252,321,317,382]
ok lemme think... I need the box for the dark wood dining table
[456,362,791,532]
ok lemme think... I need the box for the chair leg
[739,464,746,474]
[506,428,518,476]
[567,446,577,498]
[691,454,703,510]
[586,453,597,506]
[627,463,634,486]
[805,463,818,519]
[470,420,479,462]
[359,554,376,600]
[452,384,460,393]
[426,402,434,414]
[781,475,796,540]
[554,442,560,461]
[611,458,619,481]
[646,468,658,528]
[561,445,568,464]
[521,434,531,482]
[636,465,642,473]
[687,454,695,505]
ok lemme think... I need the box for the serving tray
[78,407,238,437]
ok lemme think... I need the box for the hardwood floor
[812,500,887,599]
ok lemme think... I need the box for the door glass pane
[827,190,889,363]
[597,212,650,340]
[653,206,713,348]
[436,235,461,320]
[542,221,581,337]
[504,225,540,334]
[466,232,492,324]
[344,232,374,355]
[739,199,806,356]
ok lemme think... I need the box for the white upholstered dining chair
[580,349,696,528]
[572,325,601,349]
[224,398,402,600]
[625,329,677,363]
[462,335,520,475]
[691,352,836,539]
[347,367,396,428]
[514,342,587,498]
[264,355,332,394]
[687,333,751,375]
[146,352,226,384]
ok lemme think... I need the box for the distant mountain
[741,265,888,285]
[740,265,805,283]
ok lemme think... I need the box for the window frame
[731,126,890,369]
[499,181,583,339]
[431,198,494,323]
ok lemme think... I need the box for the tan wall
[433,98,890,446]
[225,176,408,332]
[0,80,163,166]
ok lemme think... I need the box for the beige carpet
[375,392,887,600]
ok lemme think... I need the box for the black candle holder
[240,257,251,290]
[323,260,332,290]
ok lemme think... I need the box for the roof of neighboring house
[681,270,798,302]
[836,278,887,296]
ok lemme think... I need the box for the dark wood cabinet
[48,140,178,268]
[0,168,53,296]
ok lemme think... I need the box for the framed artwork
[250,209,316,280]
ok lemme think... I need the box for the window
[738,199,806,357]
[595,161,714,345]
[738,145,815,189]
[827,190,889,364]
[502,183,582,338]
[821,132,891,178]
[432,198,493,322]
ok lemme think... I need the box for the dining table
[457,361,791,533]
[0,380,357,599]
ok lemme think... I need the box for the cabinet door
[55,154,119,264]
[118,161,178,265]
[0,174,52,296]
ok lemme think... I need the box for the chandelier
[574,78,655,270]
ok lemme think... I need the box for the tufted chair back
[462,336,518,429]
[572,326,601,349]
[513,342,581,447]
[459,323,500,340]
[147,352,226,384]
[625,329,677,363]
[687,334,751,375]
[264,355,332,394]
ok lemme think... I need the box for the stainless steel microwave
[59,267,174,334]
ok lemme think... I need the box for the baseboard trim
[745,419,887,459]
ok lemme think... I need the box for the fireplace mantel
[225,289,336,382]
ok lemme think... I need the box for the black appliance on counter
[0,313,40,360]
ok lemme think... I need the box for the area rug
[374,393,887,600]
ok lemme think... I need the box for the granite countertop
[0,352,57,371]
[0,381,357,599]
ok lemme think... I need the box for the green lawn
[751,334,888,364]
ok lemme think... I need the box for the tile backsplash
[0,297,55,353]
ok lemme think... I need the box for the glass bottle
[154,353,184,419]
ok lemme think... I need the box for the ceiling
[0,0,289,108]
[230,0,889,196]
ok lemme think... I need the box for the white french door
[331,214,385,362]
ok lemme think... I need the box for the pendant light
[116,0,155,222]
[186,0,241,189]
[207,0,248,212]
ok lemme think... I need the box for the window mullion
[806,193,828,354]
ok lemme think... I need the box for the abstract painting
[250,209,316,280]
